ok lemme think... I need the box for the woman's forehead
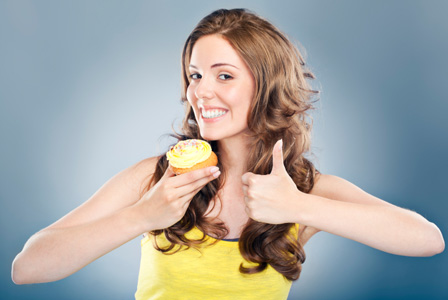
[189,35,244,69]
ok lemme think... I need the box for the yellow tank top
[135,225,299,300]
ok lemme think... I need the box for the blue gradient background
[1,1,447,299]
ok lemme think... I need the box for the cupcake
[166,139,218,175]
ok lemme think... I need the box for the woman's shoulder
[310,173,394,207]
[129,156,160,172]
[45,156,161,230]
[124,156,161,193]
[129,156,160,180]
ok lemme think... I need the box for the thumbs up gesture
[242,140,303,224]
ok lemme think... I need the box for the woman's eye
[190,73,202,80]
[218,74,233,80]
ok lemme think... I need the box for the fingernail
[279,139,283,150]
[212,170,221,178]
[210,166,219,173]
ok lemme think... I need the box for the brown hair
[145,8,319,281]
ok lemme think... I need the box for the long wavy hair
[144,8,319,281]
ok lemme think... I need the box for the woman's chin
[198,133,218,141]
[198,129,227,142]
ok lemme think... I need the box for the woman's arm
[242,140,445,256]
[11,157,158,284]
[12,202,146,284]
[298,174,445,256]
[12,157,220,284]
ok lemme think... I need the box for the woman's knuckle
[247,189,256,198]
[248,177,257,185]
[166,193,176,202]
[162,182,171,190]
[187,171,197,181]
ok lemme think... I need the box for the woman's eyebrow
[189,63,239,70]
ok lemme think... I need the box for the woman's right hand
[135,165,221,231]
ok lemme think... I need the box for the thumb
[271,139,286,175]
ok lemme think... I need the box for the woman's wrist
[123,204,155,236]
[287,190,313,225]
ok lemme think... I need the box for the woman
[12,8,444,299]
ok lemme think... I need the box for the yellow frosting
[166,139,212,169]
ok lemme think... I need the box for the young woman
[12,8,444,299]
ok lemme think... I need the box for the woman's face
[186,34,255,142]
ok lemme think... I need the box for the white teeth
[201,109,227,119]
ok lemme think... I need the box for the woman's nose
[195,76,214,100]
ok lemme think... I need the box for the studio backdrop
[1,1,447,299]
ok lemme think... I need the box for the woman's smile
[200,105,229,121]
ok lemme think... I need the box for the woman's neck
[217,135,251,176]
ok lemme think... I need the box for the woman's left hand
[242,139,304,224]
